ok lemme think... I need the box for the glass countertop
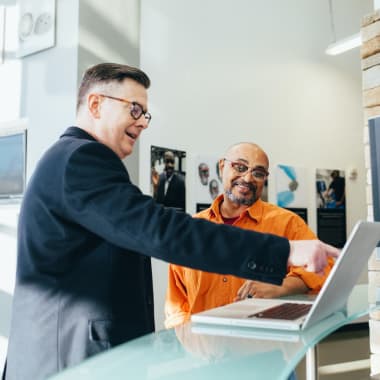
[49,284,377,380]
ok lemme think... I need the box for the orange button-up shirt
[164,195,334,328]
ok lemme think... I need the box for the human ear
[87,93,102,119]
[218,158,225,176]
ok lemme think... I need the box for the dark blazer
[155,172,186,211]
[4,127,289,380]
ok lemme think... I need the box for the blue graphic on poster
[276,165,307,208]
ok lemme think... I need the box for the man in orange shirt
[165,142,334,328]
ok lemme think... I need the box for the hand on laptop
[288,240,340,274]
[234,276,309,301]
[234,280,282,301]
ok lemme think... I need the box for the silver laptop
[191,311,347,342]
[191,220,380,331]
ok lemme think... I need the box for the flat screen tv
[0,129,27,200]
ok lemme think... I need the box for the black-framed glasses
[224,158,269,181]
[99,94,152,124]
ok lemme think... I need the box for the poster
[316,168,346,247]
[194,155,222,208]
[316,169,345,209]
[150,145,186,212]
[275,164,307,208]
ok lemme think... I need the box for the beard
[225,180,258,206]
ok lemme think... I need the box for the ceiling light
[325,0,361,56]
[325,32,362,55]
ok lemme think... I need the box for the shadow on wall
[0,289,12,338]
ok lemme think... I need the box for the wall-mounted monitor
[0,128,27,201]
[369,116,380,222]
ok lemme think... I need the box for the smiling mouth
[232,181,256,193]
[126,131,137,140]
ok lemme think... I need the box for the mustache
[232,180,256,192]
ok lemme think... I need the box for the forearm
[281,276,309,296]
[235,276,308,300]
[165,265,190,328]
[165,308,190,329]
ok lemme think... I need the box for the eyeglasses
[99,94,152,124]
[224,158,269,181]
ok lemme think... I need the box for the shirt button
[247,261,257,270]
[223,277,228,282]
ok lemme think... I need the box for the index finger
[322,242,340,259]
[236,280,253,299]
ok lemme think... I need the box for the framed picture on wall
[150,145,186,212]
[16,0,56,58]
[315,168,346,248]
[194,155,222,205]
[275,164,307,208]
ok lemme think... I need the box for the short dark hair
[76,62,151,112]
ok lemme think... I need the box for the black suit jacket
[155,172,186,211]
[4,127,289,380]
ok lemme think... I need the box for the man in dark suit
[3,63,338,380]
[153,151,186,211]
[326,170,345,208]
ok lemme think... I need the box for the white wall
[78,0,141,183]
[140,0,373,329]
[0,4,21,123]
[20,1,79,179]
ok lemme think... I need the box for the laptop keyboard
[248,302,312,320]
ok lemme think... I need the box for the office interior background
[0,0,378,377]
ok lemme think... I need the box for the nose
[137,115,149,129]
[242,170,256,181]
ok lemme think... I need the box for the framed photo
[194,155,222,204]
[275,164,307,208]
[16,0,56,58]
[150,145,186,212]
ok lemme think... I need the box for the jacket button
[247,261,256,270]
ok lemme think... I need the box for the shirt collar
[60,126,97,141]
[208,194,265,223]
